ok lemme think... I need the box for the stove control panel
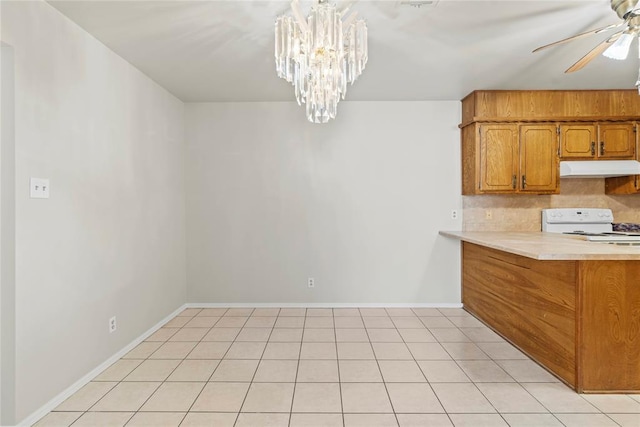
[542,208,613,233]
[542,208,613,224]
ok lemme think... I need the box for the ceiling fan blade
[565,31,623,73]
[532,22,622,53]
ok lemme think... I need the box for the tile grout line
[362,308,398,426]
[232,308,276,427]
[142,309,211,426]
[128,308,204,426]
[177,307,231,427]
[423,307,458,427]
[436,308,513,425]
[331,309,346,427]
[287,308,306,427]
[407,307,455,427]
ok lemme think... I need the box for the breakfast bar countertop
[440,230,640,261]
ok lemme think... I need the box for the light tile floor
[34,307,640,427]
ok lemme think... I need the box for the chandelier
[275,0,368,123]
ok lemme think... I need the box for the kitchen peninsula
[441,231,640,393]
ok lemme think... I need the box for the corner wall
[185,101,462,304]
[1,1,187,421]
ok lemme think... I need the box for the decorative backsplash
[462,179,640,231]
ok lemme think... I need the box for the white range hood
[559,160,640,178]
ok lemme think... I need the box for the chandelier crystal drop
[275,0,368,123]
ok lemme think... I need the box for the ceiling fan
[533,0,640,90]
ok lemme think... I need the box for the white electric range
[541,208,640,245]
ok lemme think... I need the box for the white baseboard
[18,303,188,427]
[187,302,463,308]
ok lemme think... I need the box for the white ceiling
[48,0,639,102]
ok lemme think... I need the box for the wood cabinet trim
[460,90,640,126]
[460,117,640,128]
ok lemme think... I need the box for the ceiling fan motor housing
[611,0,639,19]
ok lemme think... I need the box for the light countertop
[439,231,640,260]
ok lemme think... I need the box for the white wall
[1,1,463,420]
[1,42,17,425]
[185,101,462,304]
[2,1,187,422]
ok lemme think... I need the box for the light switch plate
[30,178,50,199]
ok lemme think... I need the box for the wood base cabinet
[462,242,640,393]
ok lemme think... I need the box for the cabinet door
[598,123,636,158]
[479,124,518,192]
[520,125,559,193]
[560,124,597,158]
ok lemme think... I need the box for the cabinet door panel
[520,125,559,192]
[599,123,636,158]
[479,124,518,192]
[560,124,596,158]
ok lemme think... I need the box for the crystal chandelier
[275,0,368,123]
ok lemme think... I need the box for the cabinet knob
[512,175,517,189]
[522,175,526,189]
[600,141,605,156]
[591,141,596,156]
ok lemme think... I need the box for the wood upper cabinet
[479,124,518,192]
[520,125,559,192]
[560,122,636,159]
[462,123,559,194]
[460,90,640,196]
[599,123,636,158]
[559,124,597,158]
[605,124,640,194]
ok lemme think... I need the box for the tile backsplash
[462,179,640,231]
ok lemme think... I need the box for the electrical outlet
[109,316,117,333]
[451,209,458,220]
[308,278,315,288]
[485,209,493,220]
